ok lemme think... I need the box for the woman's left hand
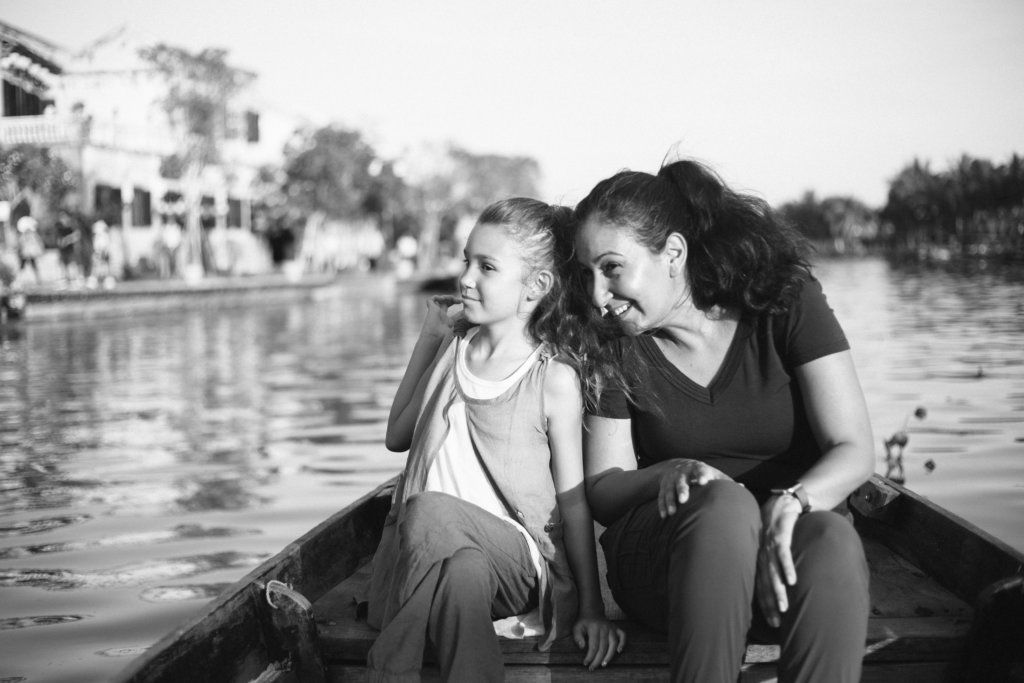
[755,494,803,627]
[572,616,626,670]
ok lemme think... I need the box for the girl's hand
[420,295,463,339]
[572,616,626,670]
[755,494,802,627]
[658,459,730,518]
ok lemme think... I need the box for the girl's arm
[385,296,461,451]
[545,360,625,670]
[583,416,728,526]
[757,349,874,626]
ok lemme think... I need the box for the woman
[571,159,874,683]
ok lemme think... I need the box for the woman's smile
[607,301,632,318]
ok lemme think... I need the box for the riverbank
[13,270,378,323]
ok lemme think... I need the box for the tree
[140,44,254,276]
[281,125,378,220]
[778,191,878,253]
[402,144,541,268]
[778,191,830,241]
[445,146,541,216]
[881,159,945,248]
[0,144,78,245]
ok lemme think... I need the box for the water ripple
[0,551,268,590]
[0,614,89,631]
[0,524,261,559]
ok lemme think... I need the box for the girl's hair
[476,197,609,410]
[573,159,812,316]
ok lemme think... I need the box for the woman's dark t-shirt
[591,277,849,497]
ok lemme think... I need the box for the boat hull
[114,475,1024,682]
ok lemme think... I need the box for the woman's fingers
[769,551,789,615]
[757,553,785,627]
[776,537,797,587]
[659,470,689,517]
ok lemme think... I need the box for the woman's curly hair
[569,159,814,404]
[574,159,812,316]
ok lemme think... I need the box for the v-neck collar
[636,317,751,404]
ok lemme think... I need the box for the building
[0,20,299,278]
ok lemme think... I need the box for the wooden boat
[114,475,1024,682]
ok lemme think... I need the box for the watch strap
[771,483,810,514]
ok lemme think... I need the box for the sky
[3,0,1023,207]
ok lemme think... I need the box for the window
[94,184,123,225]
[227,198,242,228]
[132,187,152,227]
[2,79,43,117]
[245,110,260,143]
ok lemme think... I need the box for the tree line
[779,154,1024,263]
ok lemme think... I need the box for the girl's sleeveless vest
[368,331,578,651]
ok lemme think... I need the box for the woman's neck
[657,302,737,350]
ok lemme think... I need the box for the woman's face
[574,216,680,335]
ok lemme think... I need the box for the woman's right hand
[658,459,731,518]
[421,295,463,338]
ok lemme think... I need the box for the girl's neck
[464,322,539,382]
[468,320,537,360]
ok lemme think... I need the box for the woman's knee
[662,481,760,564]
[792,512,868,583]
[677,480,760,536]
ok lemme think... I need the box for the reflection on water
[816,257,1024,552]
[0,263,1021,681]
[0,274,420,682]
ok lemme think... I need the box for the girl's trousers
[366,492,537,683]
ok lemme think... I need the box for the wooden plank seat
[312,533,973,681]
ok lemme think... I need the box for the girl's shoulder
[543,355,582,399]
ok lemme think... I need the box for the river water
[0,259,1021,682]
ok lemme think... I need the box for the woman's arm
[385,296,461,451]
[583,415,728,526]
[757,349,874,626]
[545,361,624,669]
[792,349,875,509]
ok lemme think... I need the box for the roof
[0,20,65,75]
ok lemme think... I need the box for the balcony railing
[0,115,82,146]
[0,115,176,155]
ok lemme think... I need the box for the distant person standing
[90,218,114,289]
[16,215,44,284]
[78,214,94,283]
[55,210,81,284]
[0,248,25,322]
[157,218,183,278]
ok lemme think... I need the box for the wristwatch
[770,482,811,515]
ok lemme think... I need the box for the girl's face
[574,216,681,335]
[459,222,531,326]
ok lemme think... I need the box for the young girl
[365,198,625,682]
